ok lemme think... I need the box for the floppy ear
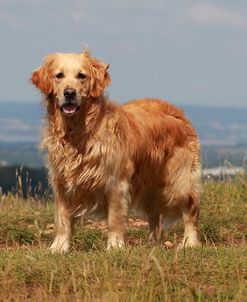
[89,57,111,98]
[31,56,55,95]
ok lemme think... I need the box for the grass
[0,180,246,301]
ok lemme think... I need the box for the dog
[31,49,201,253]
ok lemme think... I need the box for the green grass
[0,180,246,301]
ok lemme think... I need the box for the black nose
[64,88,76,99]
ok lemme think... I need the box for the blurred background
[1,0,247,193]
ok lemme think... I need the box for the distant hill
[0,141,44,167]
[0,102,43,142]
[1,101,247,145]
[181,105,247,146]
[0,101,247,167]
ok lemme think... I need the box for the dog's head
[31,49,111,116]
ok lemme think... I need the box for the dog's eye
[77,72,86,80]
[55,72,64,79]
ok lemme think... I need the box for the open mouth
[61,104,80,116]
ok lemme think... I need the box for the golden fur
[31,50,201,252]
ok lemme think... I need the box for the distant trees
[0,165,49,197]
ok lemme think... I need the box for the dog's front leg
[107,181,130,249]
[50,194,73,253]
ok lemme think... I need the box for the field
[0,180,246,301]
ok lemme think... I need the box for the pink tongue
[63,105,77,114]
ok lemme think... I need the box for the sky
[0,0,247,107]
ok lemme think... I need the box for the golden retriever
[31,49,201,253]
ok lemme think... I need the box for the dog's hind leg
[148,207,182,245]
[148,212,164,244]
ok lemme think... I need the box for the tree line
[0,165,49,197]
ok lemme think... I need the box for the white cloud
[0,134,38,142]
[0,11,28,30]
[0,118,37,131]
[187,3,247,28]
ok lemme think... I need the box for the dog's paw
[49,236,70,254]
[107,234,125,250]
[177,238,201,250]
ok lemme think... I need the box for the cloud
[186,3,247,28]
[0,11,29,31]
[0,118,36,131]
[0,117,39,142]
[0,134,38,142]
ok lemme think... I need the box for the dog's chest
[48,136,119,192]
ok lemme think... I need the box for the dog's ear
[89,57,111,98]
[31,55,55,95]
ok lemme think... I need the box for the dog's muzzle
[60,88,80,116]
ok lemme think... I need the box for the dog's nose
[64,88,76,99]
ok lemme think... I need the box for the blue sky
[0,0,247,107]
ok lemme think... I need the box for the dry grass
[0,179,246,301]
